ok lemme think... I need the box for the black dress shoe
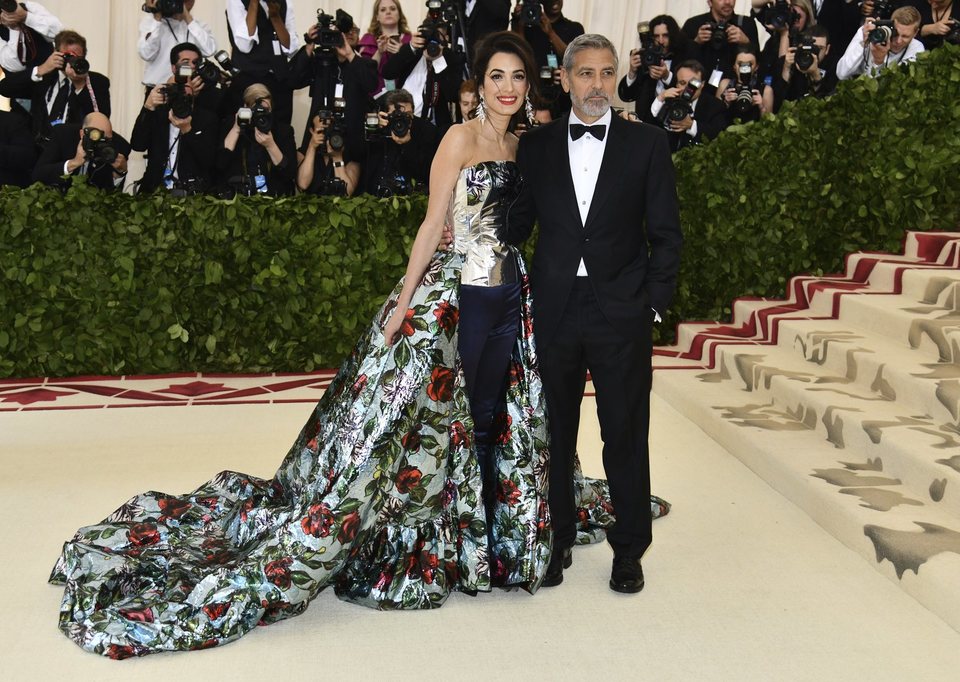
[541,547,573,587]
[609,555,644,594]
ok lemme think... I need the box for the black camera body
[945,19,960,46]
[643,44,667,67]
[238,99,272,134]
[61,53,90,76]
[82,127,117,166]
[376,172,411,198]
[309,9,353,51]
[318,176,348,196]
[707,21,728,51]
[169,177,205,198]
[861,0,894,20]
[792,34,821,71]
[419,17,447,59]
[868,19,896,46]
[521,1,543,28]
[753,0,799,32]
[730,69,758,119]
[316,108,347,152]
[141,0,184,19]
[195,59,224,87]
[658,78,701,128]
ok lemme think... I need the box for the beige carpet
[2,388,959,680]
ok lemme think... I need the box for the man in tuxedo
[0,29,110,146]
[32,111,130,191]
[509,34,683,593]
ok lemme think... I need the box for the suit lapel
[583,114,627,233]
[545,114,583,231]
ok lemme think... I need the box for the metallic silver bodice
[446,160,520,287]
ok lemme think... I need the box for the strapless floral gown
[49,161,670,658]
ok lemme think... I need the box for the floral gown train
[49,161,670,659]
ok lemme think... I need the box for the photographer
[0,30,110,146]
[752,0,861,65]
[131,44,218,194]
[682,0,760,85]
[753,0,816,82]
[0,109,36,186]
[382,15,465,134]
[769,24,836,111]
[296,110,360,196]
[290,10,377,158]
[32,111,130,191]
[718,47,768,124]
[918,0,960,50]
[511,1,582,117]
[837,4,924,79]
[0,1,60,74]
[360,88,438,197]
[138,0,217,91]
[465,0,511,55]
[217,83,297,196]
[650,59,727,153]
[225,0,298,127]
[619,15,692,124]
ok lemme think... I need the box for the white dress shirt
[226,0,299,56]
[568,108,612,277]
[836,31,924,80]
[0,1,62,74]
[138,14,218,86]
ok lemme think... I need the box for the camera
[945,20,960,46]
[61,53,90,76]
[238,99,272,134]
[636,21,666,67]
[419,18,446,59]
[0,0,19,12]
[308,9,353,50]
[169,177,205,198]
[753,0,799,31]
[657,78,701,128]
[160,64,195,118]
[141,0,184,19]
[730,64,757,119]
[707,21,728,51]
[376,172,411,198]
[860,0,894,20]
[318,176,348,196]
[82,127,117,166]
[316,104,347,152]
[521,1,542,28]
[213,50,241,78]
[792,34,820,71]
[868,19,896,45]
[196,59,225,87]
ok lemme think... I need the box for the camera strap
[165,131,182,183]
[85,77,100,114]
[164,18,186,44]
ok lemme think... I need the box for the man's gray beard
[574,93,610,118]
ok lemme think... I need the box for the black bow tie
[569,123,606,141]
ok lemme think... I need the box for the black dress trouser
[538,277,653,559]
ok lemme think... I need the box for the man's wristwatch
[332,160,345,168]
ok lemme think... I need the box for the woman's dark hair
[471,31,540,127]
[648,15,691,61]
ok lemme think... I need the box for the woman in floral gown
[49,33,668,659]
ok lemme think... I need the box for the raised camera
[61,53,90,76]
[82,126,117,165]
[141,0,184,19]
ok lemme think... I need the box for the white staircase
[654,231,960,632]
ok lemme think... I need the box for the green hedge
[2,45,959,378]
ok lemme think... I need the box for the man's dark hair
[54,30,86,55]
[385,89,414,111]
[803,24,831,43]
[734,46,758,60]
[674,59,705,79]
[648,14,691,56]
[472,31,540,104]
[170,42,201,66]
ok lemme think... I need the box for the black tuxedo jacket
[130,105,219,194]
[509,115,683,346]
[32,122,130,191]
[0,69,111,141]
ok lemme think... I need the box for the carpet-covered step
[696,342,960,519]
[653,368,960,633]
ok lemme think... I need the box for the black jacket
[216,119,297,196]
[509,115,683,346]
[130,105,219,194]
[0,68,111,142]
[32,122,130,191]
[383,44,464,133]
[0,110,37,186]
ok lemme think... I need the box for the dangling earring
[475,92,486,124]
[525,94,535,123]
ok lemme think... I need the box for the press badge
[272,40,282,56]
[335,83,344,99]
[163,167,174,190]
[254,174,268,193]
[708,70,724,88]
[433,55,447,73]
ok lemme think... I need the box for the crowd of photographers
[0,0,956,194]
